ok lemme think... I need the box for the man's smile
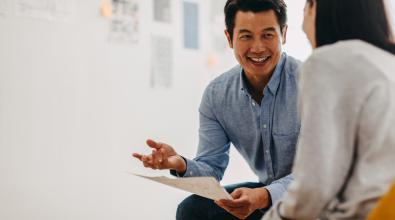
[247,55,271,65]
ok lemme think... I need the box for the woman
[262,0,395,219]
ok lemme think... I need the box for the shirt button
[266,150,269,153]
[252,102,255,106]
[263,124,267,128]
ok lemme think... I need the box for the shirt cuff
[169,156,197,177]
[259,187,273,213]
[265,182,286,205]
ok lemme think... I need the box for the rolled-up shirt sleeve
[264,174,294,206]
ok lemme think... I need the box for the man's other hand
[215,187,270,219]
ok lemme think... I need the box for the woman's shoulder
[310,40,394,64]
[304,40,395,79]
[300,40,395,103]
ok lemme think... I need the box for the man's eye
[264,33,274,38]
[240,35,251,40]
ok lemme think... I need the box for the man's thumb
[146,139,161,149]
[231,188,243,199]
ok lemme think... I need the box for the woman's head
[303,0,395,54]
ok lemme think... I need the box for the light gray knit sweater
[263,40,395,220]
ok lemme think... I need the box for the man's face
[226,10,287,79]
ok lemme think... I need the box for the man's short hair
[224,0,287,41]
[224,0,287,40]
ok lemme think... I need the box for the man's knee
[176,194,210,220]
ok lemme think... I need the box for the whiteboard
[0,0,317,219]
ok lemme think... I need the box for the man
[133,0,300,219]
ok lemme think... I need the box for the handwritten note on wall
[153,0,171,23]
[108,0,139,44]
[16,0,73,21]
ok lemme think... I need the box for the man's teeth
[250,57,269,62]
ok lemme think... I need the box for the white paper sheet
[131,173,232,201]
[108,0,139,44]
[16,0,73,21]
[0,0,14,15]
[150,35,173,88]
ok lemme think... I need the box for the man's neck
[245,72,273,105]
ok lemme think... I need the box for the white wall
[0,0,339,219]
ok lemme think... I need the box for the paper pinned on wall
[108,0,139,44]
[16,0,48,19]
[150,35,173,88]
[209,0,228,53]
[183,1,199,49]
[0,0,14,16]
[209,0,226,23]
[16,0,73,21]
[131,173,232,201]
[153,0,171,23]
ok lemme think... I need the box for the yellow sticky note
[100,0,112,18]
[207,53,218,69]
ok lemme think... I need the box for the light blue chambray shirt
[178,53,300,204]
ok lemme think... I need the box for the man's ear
[224,29,233,49]
[281,25,288,44]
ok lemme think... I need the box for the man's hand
[215,187,270,220]
[132,139,186,173]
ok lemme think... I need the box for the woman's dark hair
[307,0,395,54]
[224,0,287,41]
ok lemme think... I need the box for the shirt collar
[239,52,286,96]
[267,52,286,95]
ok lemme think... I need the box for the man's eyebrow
[263,27,276,32]
[237,27,277,34]
[238,29,252,34]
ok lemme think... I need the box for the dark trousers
[176,182,265,220]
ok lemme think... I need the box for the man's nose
[250,39,266,53]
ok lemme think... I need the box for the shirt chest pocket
[272,133,298,174]
[272,105,300,136]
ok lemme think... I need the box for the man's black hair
[224,0,287,41]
